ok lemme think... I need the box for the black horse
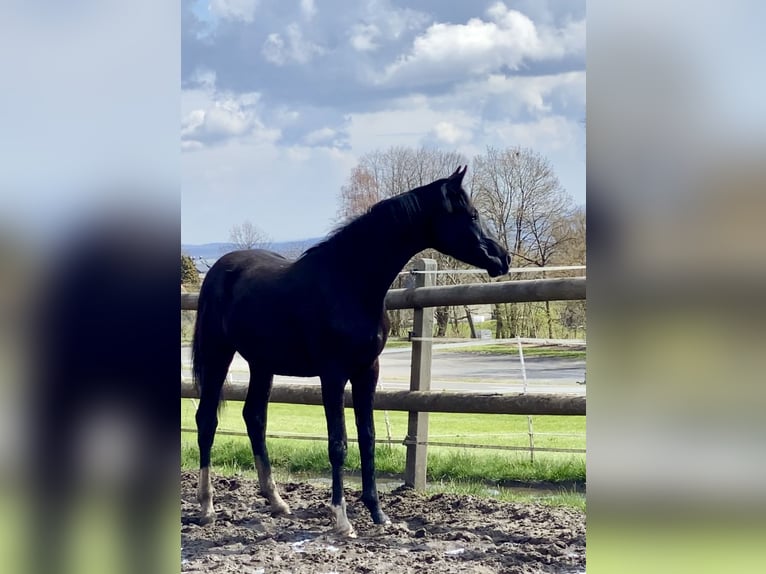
[192,166,510,536]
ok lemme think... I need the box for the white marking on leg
[197,467,215,523]
[255,458,291,515]
[331,498,356,538]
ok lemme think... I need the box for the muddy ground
[181,471,585,574]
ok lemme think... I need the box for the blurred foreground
[0,2,179,572]
[1,202,179,574]
[588,1,766,571]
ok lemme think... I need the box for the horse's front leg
[351,359,390,525]
[320,375,355,537]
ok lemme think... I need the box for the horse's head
[427,166,510,278]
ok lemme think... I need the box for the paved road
[181,344,585,395]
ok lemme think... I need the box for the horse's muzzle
[483,244,510,277]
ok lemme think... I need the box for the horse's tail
[191,266,233,411]
[191,286,208,397]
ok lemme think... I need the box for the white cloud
[273,106,301,125]
[303,127,337,145]
[372,4,430,40]
[344,95,477,154]
[181,100,257,148]
[459,71,586,116]
[343,92,581,162]
[379,2,584,86]
[349,23,380,52]
[181,139,204,152]
[300,0,317,21]
[190,68,217,90]
[181,84,280,150]
[347,2,430,53]
[262,33,287,65]
[432,121,472,145]
[550,17,586,56]
[262,23,324,65]
[485,115,579,152]
[202,104,251,137]
[209,0,259,23]
[181,109,205,139]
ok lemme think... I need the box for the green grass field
[444,344,586,359]
[181,400,586,487]
[383,338,412,348]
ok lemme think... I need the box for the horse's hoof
[330,501,356,537]
[271,502,292,516]
[335,524,357,538]
[372,511,391,525]
[198,512,216,526]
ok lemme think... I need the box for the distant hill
[182,238,322,270]
[180,242,231,259]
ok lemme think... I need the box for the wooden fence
[181,259,586,489]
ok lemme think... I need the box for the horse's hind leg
[194,347,234,524]
[243,368,291,515]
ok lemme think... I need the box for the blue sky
[181,0,585,243]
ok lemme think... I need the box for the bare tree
[560,300,586,338]
[472,146,576,338]
[227,220,272,251]
[337,146,466,224]
[337,164,382,222]
[551,205,586,268]
[551,205,586,338]
[523,182,575,338]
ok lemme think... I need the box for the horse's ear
[448,165,467,184]
[442,166,468,212]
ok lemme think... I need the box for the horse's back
[208,249,289,277]
[198,248,298,341]
[201,250,289,299]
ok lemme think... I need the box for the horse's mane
[298,181,440,259]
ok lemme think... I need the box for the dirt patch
[181,471,585,573]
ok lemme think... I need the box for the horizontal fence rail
[180,276,586,311]
[179,427,586,455]
[385,277,585,309]
[180,381,585,416]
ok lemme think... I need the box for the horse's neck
[360,233,424,302]
[329,210,427,307]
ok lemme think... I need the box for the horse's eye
[471,212,479,221]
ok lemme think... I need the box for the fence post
[404,258,436,489]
